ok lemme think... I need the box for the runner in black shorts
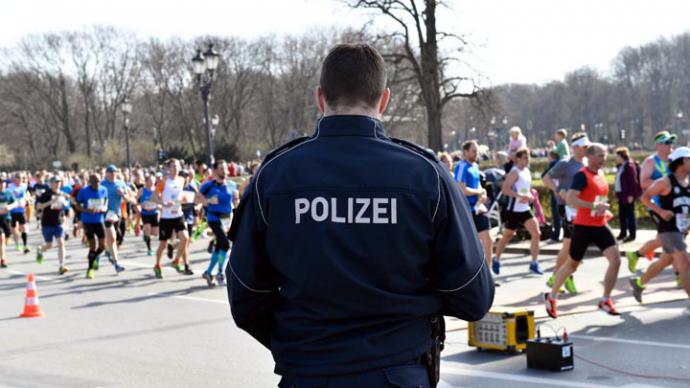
[0,179,16,268]
[569,224,617,261]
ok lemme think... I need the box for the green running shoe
[172,261,183,273]
[154,266,163,279]
[564,276,578,294]
[626,250,639,274]
[59,266,69,275]
[36,249,44,264]
[546,275,565,293]
[92,256,100,271]
[630,277,645,303]
[86,269,95,279]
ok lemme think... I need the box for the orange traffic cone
[19,273,44,318]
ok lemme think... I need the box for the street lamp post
[121,98,132,168]
[191,44,220,166]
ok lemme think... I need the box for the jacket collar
[315,115,386,138]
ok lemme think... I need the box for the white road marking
[6,269,54,281]
[571,334,690,351]
[146,292,227,304]
[442,363,664,388]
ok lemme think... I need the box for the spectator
[615,147,641,242]
[505,126,526,173]
[554,129,570,159]
[438,151,453,173]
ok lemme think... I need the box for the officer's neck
[322,106,381,120]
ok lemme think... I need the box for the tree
[348,0,481,150]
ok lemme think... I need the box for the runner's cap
[669,147,690,162]
[654,131,677,144]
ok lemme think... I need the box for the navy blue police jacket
[227,115,494,377]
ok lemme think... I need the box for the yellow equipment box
[468,310,535,353]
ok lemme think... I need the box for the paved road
[1,223,689,387]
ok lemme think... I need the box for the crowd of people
[1,123,689,319]
[0,158,261,288]
[439,126,690,318]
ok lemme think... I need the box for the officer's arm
[431,166,494,321]
[226,180,276,349]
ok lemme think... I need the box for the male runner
[75,174,124,279]
[541,132,590,294]
[138,174,159,256]
[545,143,621,317]
[35,176,70,274]
[152,159,193,278]
[8,173,30,253]
[630,147,690,311]
[455,140,493,273]
[101,165,131,269]
[627,131,677,278]
[198,160,238,287]
[0,180,16,268]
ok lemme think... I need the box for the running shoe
[59,266,69,275]
[23,246,30,254]
[167,244,174,259]
[216,273,226,286]
[184,266,194,276]
[171,260,183,273]
[147,249,152,256]
[626,250,639,274]
[36,248,44,264]
[629,277,644,303]
[114,263,125,273]
[598,298,621,316]
[491,257,500,275]
[105,251,115,265]
[544,293,558,318]
[545,275,565,292]
[193,227,203,241]
[529,261,543,275]
[153,266,163,279]
[86,269,95,279]
[93,255,100,271]
[0,259,7,268]
[202,271,215,288]
[564,276,578,294]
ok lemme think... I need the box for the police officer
[227,43,494,387]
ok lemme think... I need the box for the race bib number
[677,208,690,233]
[51,196,66,210]
[88,198,106,211]
[220,216,231,231]
[106,210,119,222]
[565,206,577,222]
[142,201,157,211]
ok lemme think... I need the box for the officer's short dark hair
[320,43,387,108]
[462,140,478,151]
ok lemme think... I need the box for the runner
[8,173,30,253]
[455,140,494,278]
[70,174,86,240]
[172,169,198,273]
[152,159,193,278]
[630,147,690,311]
[34,176,70,274]
[545,143,621,318]
[493,147,544,275]
[101,165,132,269]
[0,180,16,268]
[137,174,159,256]
[541,132,590,294]
[626,131,677,280]
[30,171,50,226]
[75,174,124,279]
[197,160,237,287]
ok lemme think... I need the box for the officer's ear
[377,87,391,116]
[316,87,326,113]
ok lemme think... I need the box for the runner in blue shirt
[197,160,239,287]
[137,174,159,256]
[0,180,16,268]
[8,174,29,253]
[101,165,130,269]
[75,173,124,279]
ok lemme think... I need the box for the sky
[1,0,688,85]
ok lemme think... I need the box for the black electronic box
[526,337,574,372]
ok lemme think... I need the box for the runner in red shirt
[545,143,622,318]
